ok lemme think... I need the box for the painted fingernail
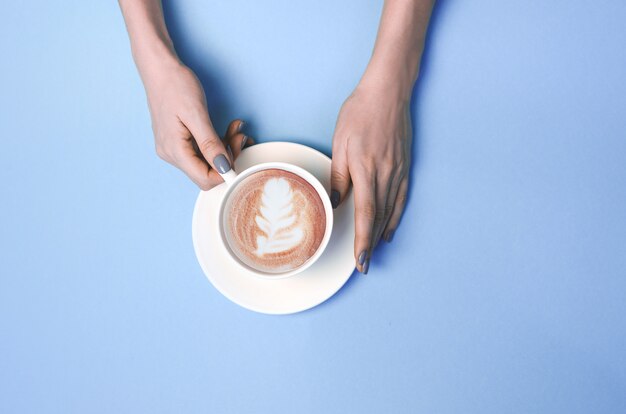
[213,153,231,174]
[238,120,245,132]
[226,144,233,161]
[385,229,395,243]
[330,190,340,209]
[358,249,367,266]
[362,258,370,275]
[240,135,248,150]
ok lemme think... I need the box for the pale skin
[119,0,434,274]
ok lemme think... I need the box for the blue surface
[1,0,626,412]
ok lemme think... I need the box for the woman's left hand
[330,84,412,274]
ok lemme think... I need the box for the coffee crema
[223,169,327,274]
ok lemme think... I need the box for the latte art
[254,177,304,256]
[223,169,327,274]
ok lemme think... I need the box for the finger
[222,119,248,162]
[371,171,393,249]
[181,109,232,176]
[226,132,255,160]
[376,174,401,246]
[172,136,225,190]
[330,135,351,210]
[352,167,376,274]
[225,118,245,140]
[372,169,405,247]
[382,177,409,242]
[190,118,240,160]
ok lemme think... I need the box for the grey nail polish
[385,229,395,243]
[358,249,367,266]
[362,258,370,275]
[330,190,340,209]
[240,135,248,150]
[213,154,231,174]
[238,120,245,132]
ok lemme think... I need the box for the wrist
[356,63,417,104]
[131,34,182,87]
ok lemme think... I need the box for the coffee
[223,169,327,274]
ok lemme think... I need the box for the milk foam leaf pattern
[254,178,303,256]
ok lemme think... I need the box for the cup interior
[219,162,333,279]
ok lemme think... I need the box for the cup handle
[219,169,238,186]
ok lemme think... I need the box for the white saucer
[192,142,356,314]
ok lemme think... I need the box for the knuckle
[198,137,221,155]
[198,180,214,191]
[364,157,378,171]
[381,151,395,165]
[331,168,349,184]
[378,166,393,183]
[357,203,377,220]
[352,160,375,180]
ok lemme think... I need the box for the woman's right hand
[143,62,252,190]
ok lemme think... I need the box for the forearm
[118,0,180,85]
[358,0,435,101]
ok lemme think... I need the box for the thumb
[330,140,351,209]
[183,110,232,176]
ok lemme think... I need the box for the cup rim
[218,161,334,279]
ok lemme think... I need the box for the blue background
[1,0,625,412]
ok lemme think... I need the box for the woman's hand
[330,84,412,274]
[118,0,253,189]
[143,62,252,189]
[327,0,433,274]
[145,63,252,190]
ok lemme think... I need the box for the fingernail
[213,153,231,174]
[358,249,367,266]
[240,135,248,150]
[226,145,234,161]
[362,258,370,275]
[330,190,340,209]
[385,229,395,243]
[238,120,245,132]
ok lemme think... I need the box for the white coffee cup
[216,161,334,279]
